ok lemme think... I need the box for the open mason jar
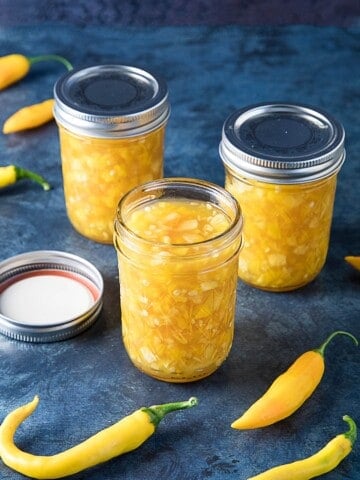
[114,178,243,382]
[220,102,345,292]
[54,65,170,244]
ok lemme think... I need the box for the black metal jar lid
[54,64,170,138]
[219,102,345,183]
[0,251,103,343]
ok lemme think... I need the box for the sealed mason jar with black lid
[219,102,345,292]
[54,64,170,244]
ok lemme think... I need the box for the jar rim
[114,177,243,254]
[219,102,345,184]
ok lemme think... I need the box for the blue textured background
[1,0,359,27]
[0,24,359,479]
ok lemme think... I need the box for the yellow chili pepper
[232,331,358,429]
[0,165,50,190]
[3,98,55,133]
[0,53,72,90]
[247,415,357,480]
[0,395,198,479]
[345,256,360,271]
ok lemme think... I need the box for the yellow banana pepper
[0,165,50,190]
[232,331,358,429]
[3,98,55,133]
[247,415,357,480]
[345,256,360,271]
[0,395,198,479]
[0,53,72,90]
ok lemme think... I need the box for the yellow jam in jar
[58,126,165,243]
[220,102,345,291]
[114,179,242,382]
[54,65,170,244]
[226,175,337,291]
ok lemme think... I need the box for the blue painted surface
[0,24,359,479]
[1,0,359,27]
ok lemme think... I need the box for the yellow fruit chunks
[59,126,165,243]
[117,200,240,382]
[128,200,231,244]
[226,175,337,291]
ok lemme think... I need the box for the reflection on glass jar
[114,178,243,382]
[220,102,345,292]
[54,65,170,244]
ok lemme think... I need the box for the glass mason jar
[114,178,243,382]
[219,103,345,292]
[54,65,170,244]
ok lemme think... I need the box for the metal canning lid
[0,251,104,343]
[219,102,345,183]
[54,64,170,138]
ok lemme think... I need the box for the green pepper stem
[28,54,73,71]
[143,397,198,428]
[315,330,358,357]
[343,415,357,445]
[15,166,51,191]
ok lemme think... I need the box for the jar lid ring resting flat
[54,64,170,138]
[219,102,345,184]
[0,250,104,343]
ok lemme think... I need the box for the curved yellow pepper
[345,256,360,271]
[0,53,72,91]
[3,98,55,133]
[232,331,358,429]
[0,395,198,479]
[0,165,50,190]
[247,415,357,480]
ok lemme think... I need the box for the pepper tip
[230,419,242,430]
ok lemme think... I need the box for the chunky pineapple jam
[226,174,337,291]
[59,126,165,243]
[115,198,242,382]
